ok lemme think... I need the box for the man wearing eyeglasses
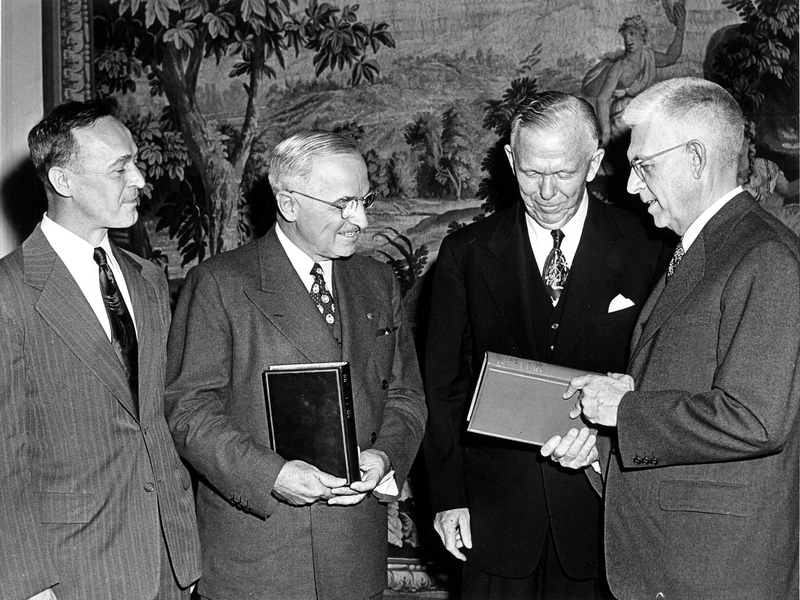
[423,91,669,600]
[544,78,800,599]
[164,130,427,600]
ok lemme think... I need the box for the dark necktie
[543,229,569,304]
[667,239,685,282]
[93,247,139,411]
[310,263,336,330]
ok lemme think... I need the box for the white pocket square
[608,294,635,313]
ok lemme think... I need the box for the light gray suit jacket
[602,193,800,600]
[165,225,427,600]
[0,225,201,600]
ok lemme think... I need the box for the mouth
[339,229,360,239]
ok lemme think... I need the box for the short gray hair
[623,77,745,169]
[509,91,601,157]
[268,130,361,194]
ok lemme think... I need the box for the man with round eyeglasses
[544,77,800,599]
[164,130,426,600]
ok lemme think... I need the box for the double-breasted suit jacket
[603,192,800,599]
[0,225,201,600]
[165,225,427,600]
[423,199,668,579]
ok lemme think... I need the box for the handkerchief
[608,294,635,313]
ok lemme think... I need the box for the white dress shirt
[40,214,137,341]
[525,190,589,275]
[275,223,334,291]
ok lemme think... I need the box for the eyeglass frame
[629,140,699,181]
[286,189,378,217]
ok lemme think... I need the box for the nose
[128,162,146,189]
[539,175,557,200]
[347,199,369,229]
[627,168,645,195]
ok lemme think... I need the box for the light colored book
[467,352,596,445]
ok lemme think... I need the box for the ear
[504,144,516,175]
[687,140,706,179]
[585,148,605,183]
[47,166,73,198]
[275,190,298,223]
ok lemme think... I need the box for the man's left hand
[541,427,599,469]
[564,373,633,426]
[328,449,390,506]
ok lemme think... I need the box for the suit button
[370,432,377,443]
[551,323,559,329]
[651,458,659,466]
[633,457,641,465]
[144,482,155,492]
[381,379,388,390]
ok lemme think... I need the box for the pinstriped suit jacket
[0,225,201,600]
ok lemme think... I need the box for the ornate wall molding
[43,0,93,111]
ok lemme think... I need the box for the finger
[315,471,348,488]
[329,485,361,496]
[569,398,583,419]
[327,492,367,506]
[540,435,563,457]
[459,517,473,549]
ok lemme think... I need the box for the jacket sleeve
[371,269,428,495]
[0,281,59,599]
[165,265,283,519]
[421,236,474,513]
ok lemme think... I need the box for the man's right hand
[433,508,472,561]
[272,460,347,506]
[29,589,57,600]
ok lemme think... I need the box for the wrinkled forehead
[72,117,137,164]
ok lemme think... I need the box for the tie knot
[551,229,564,249]
[93,247,108,267]
[311,263,324,278]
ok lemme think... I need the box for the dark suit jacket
[165,225,427,600]
[603,193,800,599]
[0,225,201,600]
[423,199,668,579]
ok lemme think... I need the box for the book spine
[339,363,360,484]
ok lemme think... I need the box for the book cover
[466,352,596,446]
[263,361,360,483]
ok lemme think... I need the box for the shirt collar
[41,214,116,268]
[275,222,333,288]
[681,186,743,252]
[525,189,589,265]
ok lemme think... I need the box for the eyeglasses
[629,140,698,181]
[287,189,378,218]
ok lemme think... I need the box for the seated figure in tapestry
[582,2,686,148]
[738,120,799,209]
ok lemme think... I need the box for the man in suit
[165,130,427,600]
[422,91,668,599]
[0,101,202,600]
[547,78,800,599]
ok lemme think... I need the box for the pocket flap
[659,480,752,517]
[39,491,97,524]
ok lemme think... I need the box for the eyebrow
[107,152,136,169]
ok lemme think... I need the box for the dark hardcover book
[466,352,596,446]
[263,361,360,483]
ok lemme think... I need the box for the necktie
[543,229,569,304]
[93,248,139,411]
[667,239,685,282]
[310,263,336,330]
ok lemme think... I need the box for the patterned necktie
[543,229,569,304]
[667,239,685,282]
[310,263,336,330]
[93,247,139,411]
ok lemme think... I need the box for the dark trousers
[461,527,612,600]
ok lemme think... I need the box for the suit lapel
[114,246,158,418]
[24,227,139,419]
[244,228,342,363]
[483,204,542,360]
[629,193,755,364]
[551,199,623,364]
